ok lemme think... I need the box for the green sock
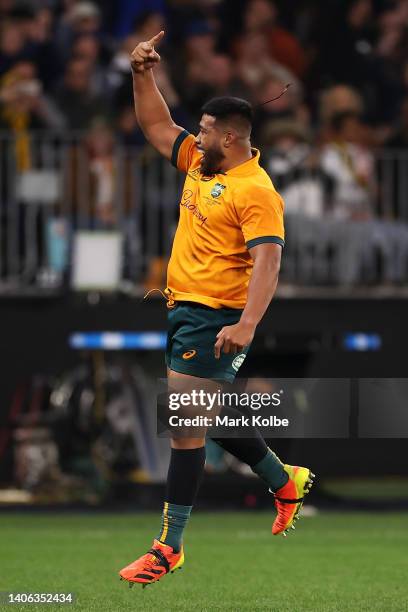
[252,448,288,491]
[157,502,192,552]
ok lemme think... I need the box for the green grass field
[1,511,407,612]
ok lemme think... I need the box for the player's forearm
[132,68,175,136]
[240,257,280,328]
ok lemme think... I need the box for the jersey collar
[223,148,260,177]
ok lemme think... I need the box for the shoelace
[143,287,175,309]
[142,548,170,574]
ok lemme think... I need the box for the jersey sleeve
[171,130,201,173]
[234,184,285,249]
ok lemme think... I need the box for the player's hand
[214,321,255,358]
[130,31,164,74]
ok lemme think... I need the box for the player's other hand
[130,31,164,74]
[214,321,255,358]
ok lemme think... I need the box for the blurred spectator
[265,120,333,218]
[85,120,116,226]
[183,20,216,64]
[252,75,307,146]
[320,111,375,220]
[53,57,110,130]
[180,51,250,118]
[25,7,62,90]
[71,34,109,97]
[0,61,64,169]
[235,31,292,91]
[319,85,365,141]
[316,0,376,88]
[0,20,27,76]
[242,0,307,78]
[171,20,218,117]
[56,1,110,62]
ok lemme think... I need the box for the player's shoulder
[231,167,277,197]
[171,130,202,171]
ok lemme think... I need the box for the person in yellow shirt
[119,31,314,588]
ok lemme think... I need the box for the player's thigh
[167,368,222,444]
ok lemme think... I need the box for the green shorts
[165,301,251,382]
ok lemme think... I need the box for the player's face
[196,114,225,175]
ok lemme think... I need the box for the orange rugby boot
[119,539,184,588]
[271,465,315,536]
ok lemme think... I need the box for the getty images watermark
[156,379,299,438]
[157,378,408,439]
[167,389,289,429]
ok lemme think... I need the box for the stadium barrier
[1,131,408,292]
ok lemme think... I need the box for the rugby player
[119,31,314,588]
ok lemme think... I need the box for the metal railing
[1,131,408,293]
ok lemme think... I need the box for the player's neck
[220,145,253,173]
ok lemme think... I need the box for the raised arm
[130,31,184,160]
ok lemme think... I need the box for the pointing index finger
[148,30,165,47]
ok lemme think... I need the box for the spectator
[242,0,307,78]
[0,61,65,170]
[0,20,27,76]
[319,84,364,141]
[183,20,216,65]
[71,34,109,97]
[315,0,376,88]
[53,57,110,130]
[85,120,116,227]
[320,110,375,220]
[25,7,62,91]
[265,120,333,219]
[252,74,307,146]
[235,31,288,91]
[56,1,111,62]
[171,20,218,116]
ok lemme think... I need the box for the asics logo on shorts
[182,350,197,360]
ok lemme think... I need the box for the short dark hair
[201,97,254,129]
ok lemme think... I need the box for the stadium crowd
[1,0,408,287]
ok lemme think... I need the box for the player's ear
[224,131,234,148]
